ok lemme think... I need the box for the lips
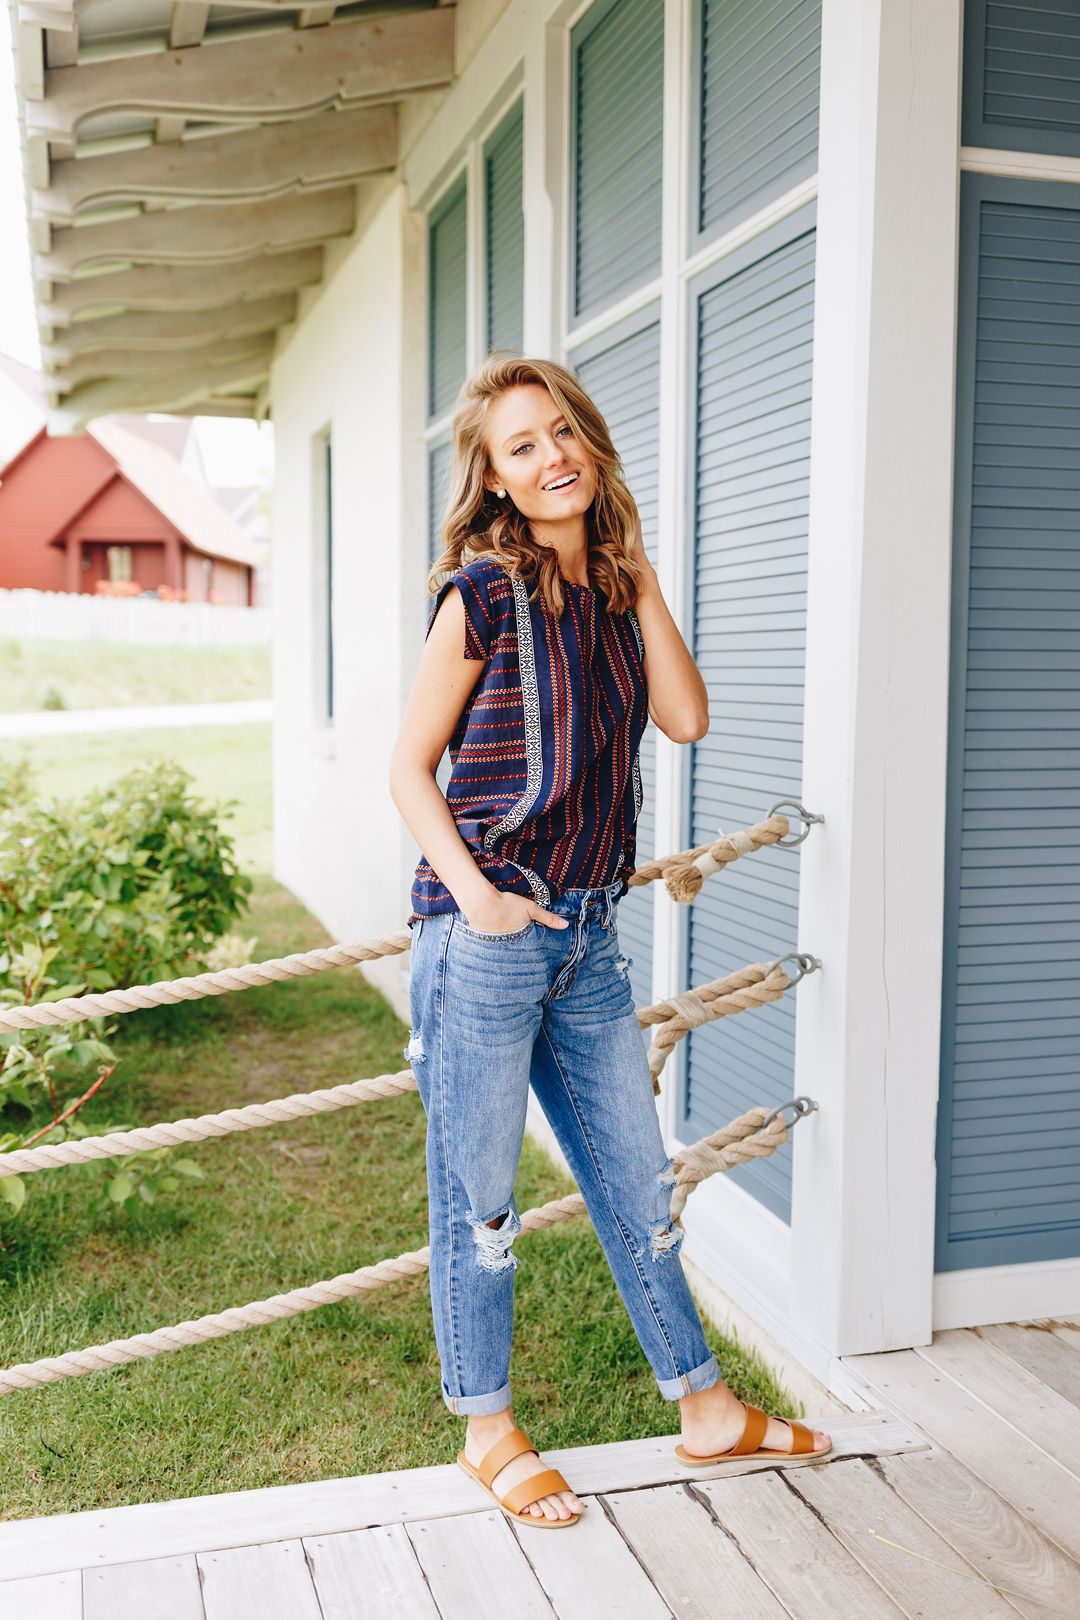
[543,471,579,492]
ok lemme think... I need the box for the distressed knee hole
[657,1156,678,1190]
[468,1205,522,1274]
[404,1027,425,1064]
[645,1217,685,1261]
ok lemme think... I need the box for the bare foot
[679,1381,830,1457]
[464,1410,585,1521]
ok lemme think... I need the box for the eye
[511,442,531,456]
[557,424,573,438]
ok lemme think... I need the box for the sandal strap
[477,1427,534,1488]
[733,1402,769,1455]
[501,1468,572,1517]
[784,1418,815,1455]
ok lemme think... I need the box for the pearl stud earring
[496,487,506,498]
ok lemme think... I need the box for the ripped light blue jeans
[404,878,721,1416]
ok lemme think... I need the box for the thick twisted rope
[0,961,799,1175]
[0,1107,795,1394]
[640,963,792,1094]
[0,935,413,1032]
[0,1071,420,1176]
[668,1108,787,1220]
[629,814,790,903]
[0,814,792,1035]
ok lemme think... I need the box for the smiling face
[482,383,597,535]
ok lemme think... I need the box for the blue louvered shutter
[684,206,815,1222]
[428,438,452,569]
[485,102,524,354]
[693,0,821,250]
[428,175,467,421]
[570,0,664,323]
[963,2,1080,159]
[426,436,454,794]
[937,174,1080,1271]
[572,308,661,1020]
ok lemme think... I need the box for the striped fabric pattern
[407,555,649,924]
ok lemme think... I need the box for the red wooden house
[0,416,260,606]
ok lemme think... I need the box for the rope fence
[0,804,820,1035]
[0,1109,813,1395]
[0,803,823,1396]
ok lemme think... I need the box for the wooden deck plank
[505,1494,671,1618]
[914,1329,1080,1480]
[977,1321,1080,1409]
[0,1413,922,1582]
[405,1509,555,1618]
[197,1540,321,1619]
[82,1555,203,1620]
[303,1525,440,1619]
[787,1455,1020,1618]
[877,1448,1080,1620]
[848,1346,1080,1565]
[602,1483,790,1618]
[696,1470,907,1618]
[0,1571,81,1620]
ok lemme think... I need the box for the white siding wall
[269,184,425,1014]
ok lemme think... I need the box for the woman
[388,355,830,1530]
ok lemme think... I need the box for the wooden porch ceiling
[9,0,457,429]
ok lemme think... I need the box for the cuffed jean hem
[442,1379,512,1416]
[655,1353,722,1402]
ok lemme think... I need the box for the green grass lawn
[0,724,798,1518]
[0,638,271,714]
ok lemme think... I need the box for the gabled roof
[86,419,263,568]
[6,0,459,432]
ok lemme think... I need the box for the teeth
[545,473,577,490]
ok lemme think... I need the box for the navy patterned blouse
[406,553,649,925]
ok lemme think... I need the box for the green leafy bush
[0,760,252,1212]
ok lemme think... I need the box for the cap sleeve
[426,562,497,661]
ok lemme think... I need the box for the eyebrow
[500,413,568,449]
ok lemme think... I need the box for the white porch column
[789,0,963,1362]
[522,11,563,356]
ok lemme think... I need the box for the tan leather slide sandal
[674,1399,832,1467]
[457,1426,581,1528]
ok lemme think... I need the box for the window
[484,101,525,353]
[570,0,664,323]
[428,173,468,422]
[106,545,132,582]
[692,0,821,252]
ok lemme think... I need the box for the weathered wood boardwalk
[1,1318,1078,1617]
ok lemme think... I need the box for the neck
[530,517,590,585]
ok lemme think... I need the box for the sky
[0,9,274,488]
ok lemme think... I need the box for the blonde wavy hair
[426,353,646,619]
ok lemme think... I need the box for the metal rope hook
[765,950,821,986]
[762,1095,819,1130]
[767,800,825,848]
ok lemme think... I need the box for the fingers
[533,908,570,930]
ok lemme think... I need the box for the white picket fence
[0,588,271,645]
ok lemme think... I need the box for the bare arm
[629,529,710,744]
[388,585,568,932]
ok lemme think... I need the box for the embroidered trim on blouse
[627,608,645,824]
[481,574,551,907]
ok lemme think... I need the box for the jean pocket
[452,911,536,943]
